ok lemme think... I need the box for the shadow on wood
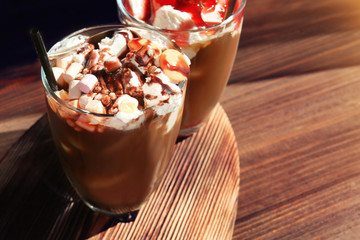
[0,115,117,239]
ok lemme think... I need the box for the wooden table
[1,0,360,239]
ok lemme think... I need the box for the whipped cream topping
[50,35,89,55]
[152,6,194,30]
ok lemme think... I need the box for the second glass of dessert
[117,0,246,135]
[42,25,189,218]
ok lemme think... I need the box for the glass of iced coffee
[117,0,246,135]
[41,25,189,218]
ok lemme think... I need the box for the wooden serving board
[0,104,239,240]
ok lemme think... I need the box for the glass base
[179,107,218,137]
[115,210,139,222]
[178,122,203,137]
[84,201,139,222]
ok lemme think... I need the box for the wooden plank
[234,174,360,239]
[221,66,360,239]
[231,0,360,82]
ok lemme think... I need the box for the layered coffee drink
[42,25,189,215]
[118,0,246,135]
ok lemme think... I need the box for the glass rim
[117,0,246,33]
[42,24,185,118]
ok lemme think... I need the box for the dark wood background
[1,0,360,239]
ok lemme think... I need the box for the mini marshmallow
[117,94,139,113]
[55,55,73,69]
[52,67,66,87]
[72,53,86,65]
[107,114,144,130]
[79,74,98,93]
[79,94,93,108]
[99,33,127,56]
[113,95,142,123]
[68,80,82,99]
[64,62,83,83]
[84,99,105,114]
[104,56,122,72]
[54,89,68,100]
[75,120,96,132]
[94,93,103,101]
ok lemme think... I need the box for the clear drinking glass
[117,0,246,136]
[41,25,187,218]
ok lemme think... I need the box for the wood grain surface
[1,0,360,239]
[0,105,239,239]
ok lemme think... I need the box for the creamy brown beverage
[117,0,246,135]
[42,25,189,215]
